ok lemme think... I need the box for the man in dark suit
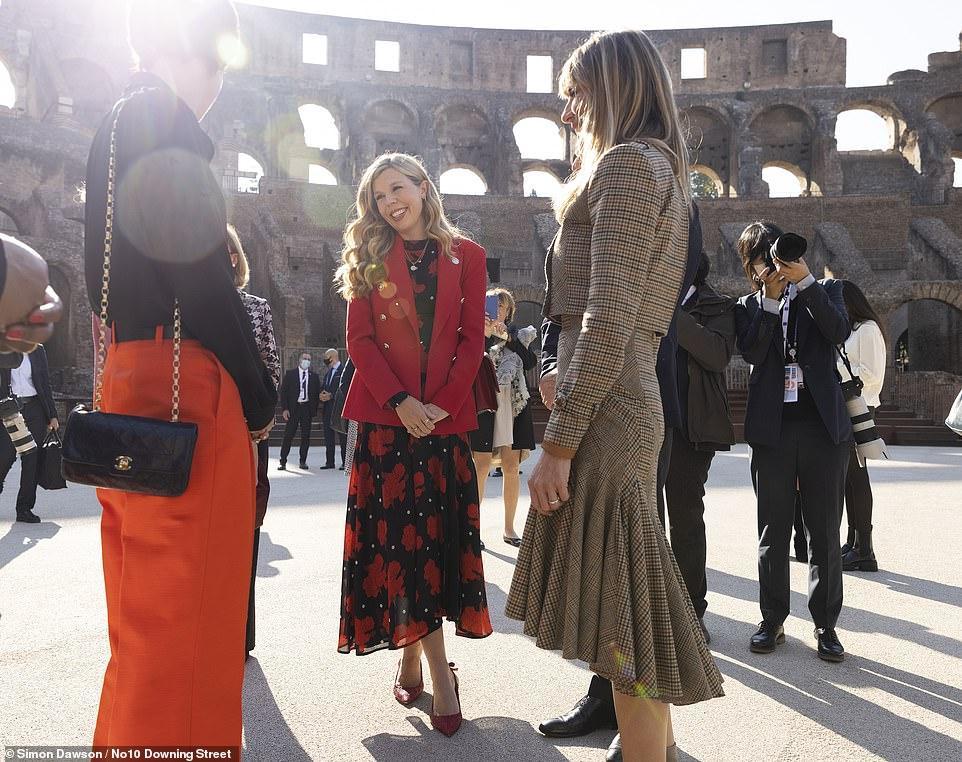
[537,205,705,761]
[320,348,347,470]
[0,345,59,522]
[278,351,320,470]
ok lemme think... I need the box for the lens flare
[217,33,248,70]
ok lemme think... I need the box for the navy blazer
[735,278,852,447]
[0,345,57,422]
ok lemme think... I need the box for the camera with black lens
[0,395,37,456]
[764,232,808,270]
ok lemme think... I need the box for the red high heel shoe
[393,659,424,705]
[430,663,462,737]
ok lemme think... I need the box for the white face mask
[300,359,311,370]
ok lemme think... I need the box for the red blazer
[342,235,487,435]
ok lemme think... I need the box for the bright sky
[238,0,962,196]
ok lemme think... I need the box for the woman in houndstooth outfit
[505,30,724,761]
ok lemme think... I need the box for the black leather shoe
[606,733,622,762]
[750,621,785,653]
[277,462,286,471]
[816,628,845,662]
[299,462,309,470]
[538,695,617,738]
[16,510,41,524]
[320,464,335,470]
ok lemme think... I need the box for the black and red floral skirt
[338,423,493,654]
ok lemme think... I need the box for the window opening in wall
[237,153,264,194]
[0,59,15,109]
[953,156,962,188]
[526,55,553,93]
[835,109,892,151]
[523,170,560,198]
[439,168,486,195]
[298,104,339,150]
[308,164,337,185]
[513,117,565,160]
[303,34,328,66]
[375,40,400,73]
[681,48,707,80]
[689,168,722,199]
[762,39,788,75]
[763,165,806,198]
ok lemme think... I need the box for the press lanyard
[780,284,800,362]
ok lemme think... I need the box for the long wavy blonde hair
[337,153,465,300]
[556,30,691,219]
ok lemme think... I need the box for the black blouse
[403,239,439,366]
[83,73,276,430]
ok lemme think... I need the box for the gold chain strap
[93,105,183,423]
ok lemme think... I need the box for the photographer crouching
[734,221,852,663]
[0,233,64,523]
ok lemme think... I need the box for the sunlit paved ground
[3,444,962,761]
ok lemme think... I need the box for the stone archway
[882,282,962,373]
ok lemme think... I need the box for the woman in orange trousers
[84,0,276,747]
[94,337,258,745]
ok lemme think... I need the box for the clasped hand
[396,396,448,438]
[757,257,811,300]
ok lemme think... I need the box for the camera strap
[834,343,864,392]
[780,285,800,362]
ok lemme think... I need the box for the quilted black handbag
[60,105,198,497]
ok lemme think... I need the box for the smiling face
[372,168,429,240]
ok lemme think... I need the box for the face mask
[300,360,311,370]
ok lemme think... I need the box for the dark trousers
[591,428,677,709]
[0,398,48,515]
[246,527,261,655]
[844,446,873,536]
[280,402,313,465]
[247,440,270,655]
[751,419,850,630]
[323,403,347,467]
[664,431,715,618]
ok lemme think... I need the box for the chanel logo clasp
[115,455,133,472]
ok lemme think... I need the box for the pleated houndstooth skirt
[505,322,724,704]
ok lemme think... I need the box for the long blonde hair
[336,153,465,300]
[556,30,691,219]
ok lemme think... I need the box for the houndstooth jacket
[239,289,281,390]
[541,142,689,458]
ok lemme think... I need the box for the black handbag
[38,430,67,491]
[60,105,198,497]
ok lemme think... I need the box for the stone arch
[298,103,341,150]
[435,104,493,184]
[925,93,962,154]
[0,205,23,235]
[217,141,269,194]
[683,106,732,194]
[690,164,724,198]
[0,56,15,109]
[834,99,906,152]
[46,265,74,370]
[439,165,487,195]
[361,98,419,156]
[59,58,116,129]
[308,163,338,185]
[749,104,815,181]
[884,284,962,373]
[512,115,565,161]
[762,161,821,197]
[522,167,561,197]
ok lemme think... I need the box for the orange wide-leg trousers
[93,337,255,747]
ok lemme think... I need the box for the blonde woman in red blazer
[336,153,491,737]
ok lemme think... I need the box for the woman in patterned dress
[227,224,281,659]
[505,31,724,761]
[336,153,491,737]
